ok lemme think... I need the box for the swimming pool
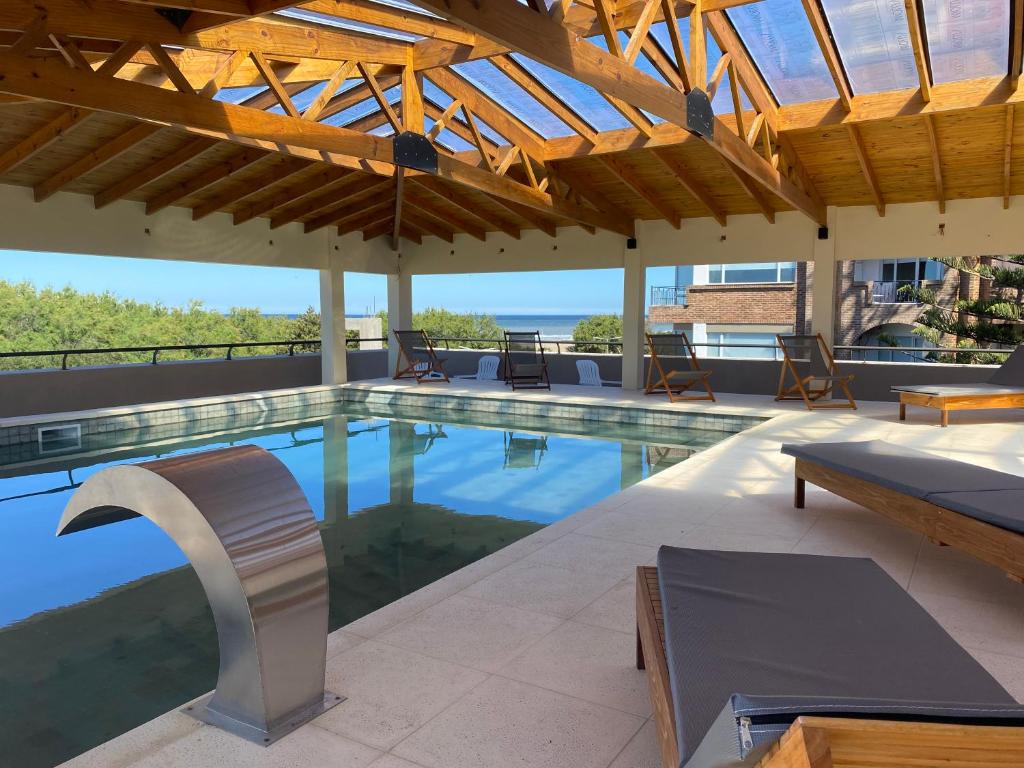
[0,400,741,767]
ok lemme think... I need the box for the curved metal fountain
[56,444,342,745]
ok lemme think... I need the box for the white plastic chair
[455,354,501,381]
[576,359,620,387]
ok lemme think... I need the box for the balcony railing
[871,280,920,304]
[649,285,687,306]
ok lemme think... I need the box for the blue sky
[0,250,675,315]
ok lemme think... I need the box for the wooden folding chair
[644,332,715,403]
[503,331,550,391]
[775,333,856,409]
[392,329,450,383]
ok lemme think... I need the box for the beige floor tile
[608,720,661,768]
[500,620,651,717]
[701,495,821,538]
[572,577,636,634]
[317,641,488,750]
[368,756,428,768]
[462,559,624,619]
[58,712,201,768]
[909,543,1024,604]
[910,590,1024,659]
[132,723,380,768]
[970,650,1024,703]
[791,517,923,586]
[672,526,800,553]
[392,676,643,768]
[378,594,563,673]
[327,630,366,660]
[524,533,658,577]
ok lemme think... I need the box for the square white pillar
[387,272,412,375]
[319,266,348,385]
[811,207,838,347]
[621,245,646,390]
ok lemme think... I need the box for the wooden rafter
[95,136,218,209]
[412,177,521,238]
[1005,105,1015,209]
[490,196,558,237]
[798,0,852,111]
[723,159,774,223]
[359,62,402,132]
[303,60,358,121]
[463,107,496,171]
[250,51,301,118]
[191,157,310,220]
[689,0,707,89]
[404,185,487,240]
[303,0,476,45]
[902,0,931,103]
[922,114,944,214]
[623,0,662,64]
[235,167,351,224]
[846,124,885,216]
[403,205,456,242]
[651,147,727,226]
[303,184,394,233]
[337,202,394,235]
[146,147,266,215]
[1013,0,1024,89]
[599,153,681,228]
[426,99,463,141]
[272,173,386,228]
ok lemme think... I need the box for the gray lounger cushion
[924,489,1024,534]
[892,344,1024,394]
[781,439,1024,500]
[657,547,1024,768]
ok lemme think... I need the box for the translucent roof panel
[819,0,918,93]
[275,8,420,40]
[422,80,509,146]
[727,0,838,104]
[214,86,266,104]
[428,124,474,152]
[451,60,571,139]
[509,54,632,132]
[922,0,1009,83]
[320,86,400,127]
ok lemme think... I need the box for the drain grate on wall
[38,423,82,454]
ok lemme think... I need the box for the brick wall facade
[832,262,965,347]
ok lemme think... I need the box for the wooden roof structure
[0,0,1021,249]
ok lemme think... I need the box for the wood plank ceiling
[0,0,1021,249]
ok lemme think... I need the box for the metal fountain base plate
[183,690,346,746]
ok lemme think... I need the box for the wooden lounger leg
[795,475,806,509]
[941,409,949,428]
[636,626,645,670]
[899,402,906,421]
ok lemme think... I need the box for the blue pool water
[0,402,736,767]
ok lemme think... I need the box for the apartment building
[649,258,963,360]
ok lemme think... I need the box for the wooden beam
[689,0,706,88]
[303,60,358,121]
[146,147,266,214]
[463,107,496,172]
[95,136,218,209]
[363,215,397,241]
[723,159,774,222]
[1013,0,1024,90]
[359,61,403,132]
[847,124,885,216]
[903,0,931,103]
[410,176,520,238]
[659,0,692,92]
[427,99,463,141]
[399,220,423,245]
[233,167,351,224]
[403,205,456,242]
[336,200,395,234]
[34,122,161,202]
[401,48,425,134]
[922,114,944,214]
[651,147,727,226]
[488,54,598,144]
[705,12,776,127]
[0,107,91,176]
[250,51,301,118]
[0,1,413,64]
[1005,105,1015,209]
[593,0,624,58]
[798,0,852,110]
[303,0,477,45]
[272,173,386,228]
[599,153,681,227]
[191,157,311,220]
[146,43,195,94]
[303,185,395,233]
[547,162,620,216]
[404,186,486,240]
[623,0,662,65]
[489,196,558,237]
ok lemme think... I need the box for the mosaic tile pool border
[0,384,766,461]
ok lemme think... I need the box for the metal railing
[649,285,687,306]
[871,280,919,304]
[433,337,624,353]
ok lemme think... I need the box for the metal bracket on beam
[57,445,342,746]
[686,89,714,140]
[394,131,438,174]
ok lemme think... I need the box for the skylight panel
[451,60,572,139]
[369,0,445,18]
[430,125,474,152]
[819,0,919,94]
[508,53,631,132]
[922,0,1009,83]
[214,86,267,104]
[320,86,400,127]
[422,79,509,146]
[275,8,420,41]
[727,0,839,104]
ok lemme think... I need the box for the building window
[854,324,929,362]
[707,262,797,284]
[704,331,784,359]
[853,259,946,303]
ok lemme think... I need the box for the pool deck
[63,382,1024,768]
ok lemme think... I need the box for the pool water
[0,402,737,767]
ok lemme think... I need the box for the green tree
[571,314,622,353]
[904,256,1024,364]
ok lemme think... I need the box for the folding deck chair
[775,332,856,409]
[392,329,449,383]
[644,332,715,402]
[503,331,550,391]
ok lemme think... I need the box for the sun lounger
[775,333,856,410]
[782,439,1024,582]
[893,344,1024,426]
[645,333,714,403]
[503,331,550,391]
[636,547,1024,768]
[392,329,449,383]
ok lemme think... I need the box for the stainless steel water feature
[56,444,343,745]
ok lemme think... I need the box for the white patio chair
[576,359,620,387]
[455,354,500,381]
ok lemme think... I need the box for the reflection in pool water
[0,404,733,767]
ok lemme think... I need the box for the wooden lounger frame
[793,459,1024,583]
[636,566,1024,768]
[899,390,1024,427]
[644,332,715,403]
[392,330,450,384]
[775,333,856,410]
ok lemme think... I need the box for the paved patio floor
[63,383,1024,768]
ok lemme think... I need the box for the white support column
[622,240,646,390]
[319,265,348,385]
[387,271,413,375]
[811,206,838,347]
